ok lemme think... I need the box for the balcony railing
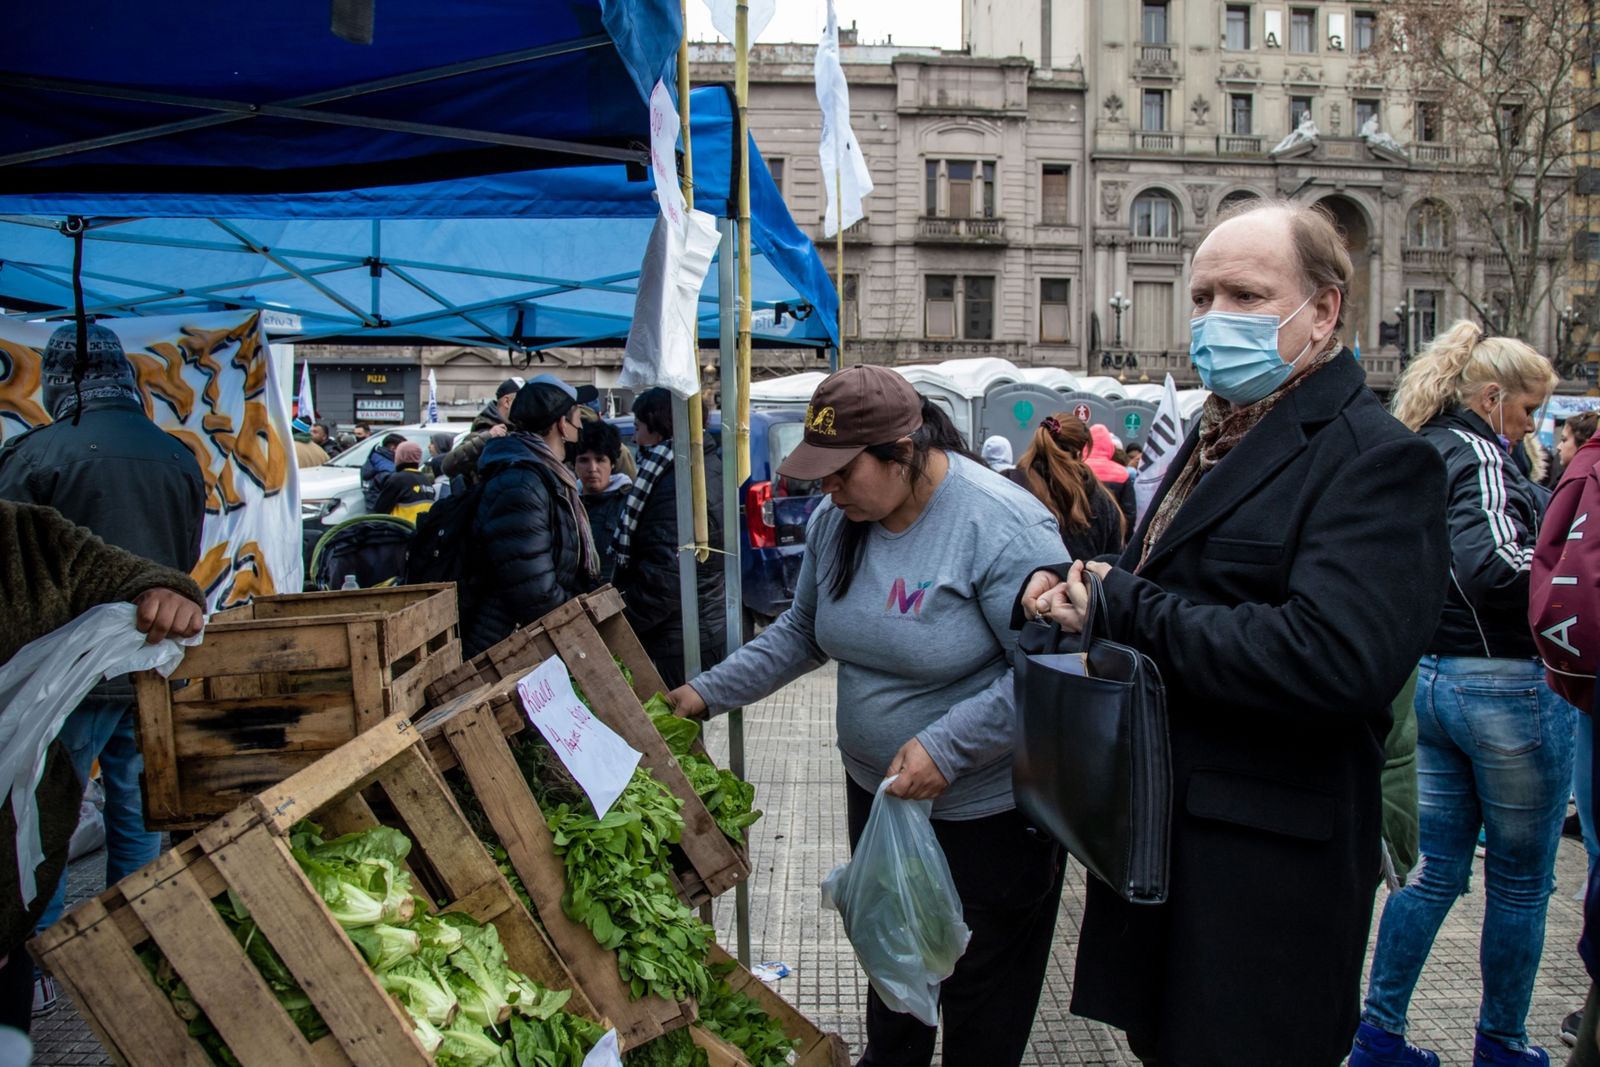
[1128,237,1183,259]
[1137,131,1178,151]
[1135,43,1178,75]
[1413,143,1456,163]
[815,217,872,244]
[915,216,1008,244]
[1403,247,1453,271]
[1217,134,1265,155]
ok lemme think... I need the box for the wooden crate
[30,715,598,1067]
[702,947,852,1067]
[422,587,751,905]
[419,694,697,1049]
[137,584,462,829]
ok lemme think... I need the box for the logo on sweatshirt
[885,577,933,616]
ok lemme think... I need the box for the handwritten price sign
[648,80,686,228]
[516,656,642,819]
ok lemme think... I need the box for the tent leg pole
[671,394,702,689]
[718,218,751,967]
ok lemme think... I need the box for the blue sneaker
[1473,1034,1550,1065]
[1349,1021,1441,1067]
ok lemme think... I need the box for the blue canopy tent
[0,0,679,189]
[0,87,838,351]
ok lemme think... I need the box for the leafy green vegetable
[348,922,421,970]
[622,1027,709,1067]
[697,962,799,1067]
[510,1011,608,1067]
[643,695,762,842]
[437,1019,513,1067]
[382,955,461,1026]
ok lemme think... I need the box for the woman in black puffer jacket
[463,377,599,658]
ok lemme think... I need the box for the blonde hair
[1390,320,1557,431]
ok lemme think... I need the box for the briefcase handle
[1035,569,1112,655]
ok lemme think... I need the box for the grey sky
[687,0,963,50]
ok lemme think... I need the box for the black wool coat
[463,434,590,658]
[1023,354,1450,1065]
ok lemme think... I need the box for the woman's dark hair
[632,387,673,439]
[1015,414,1125,539]
[1569,411,1600,449]
[576,419,622,463]
[826,397,978,599]
[509,381,575,434]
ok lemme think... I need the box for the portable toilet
[1178,389,1210,431]
[750,371,827,412]
[1110,399,1161,449]
[1122,383,1166,404]
[1056,391,1121,436]
[1077,376,1129,401]
[980,381,1075,461]
[898,366,978,446]
[1014,367,1083,392]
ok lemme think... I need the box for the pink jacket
[1086,424,1130,485]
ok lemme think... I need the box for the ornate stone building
[691,37,1091,371]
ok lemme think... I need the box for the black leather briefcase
[1013,572,1171,905]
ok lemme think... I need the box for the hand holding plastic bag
[820,776,971,1026]
[0,603,198,907]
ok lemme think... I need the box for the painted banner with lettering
[0,310,303,610]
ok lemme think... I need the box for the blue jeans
[1363,656,1576,1049]
[1578,713,1600,877]
[34,695,161,932]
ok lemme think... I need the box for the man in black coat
[612,389,726,688]
[360,433,404,511]
[0,321,206,1016]
[1020,201,1450,1066]
[438,377,519,488]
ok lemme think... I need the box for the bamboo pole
[679,6,710,563]
[735,0,753,484]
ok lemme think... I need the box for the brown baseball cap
[777,365,925,480]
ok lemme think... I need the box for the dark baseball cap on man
[777,365,924,481]
[495,377,523,399]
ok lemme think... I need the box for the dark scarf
[516,431,599,582]
[1138,342,1342,571]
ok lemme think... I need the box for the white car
[299,421,473,528]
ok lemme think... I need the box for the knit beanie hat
[41,321,141,420]
[394,441,424,468]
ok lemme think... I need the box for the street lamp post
[1555,304,1581,379]
[1393,299,1411,367]
[1109,291,1132,349]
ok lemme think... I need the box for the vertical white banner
[1133,374,1185,523]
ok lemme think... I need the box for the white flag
[1134,374,1185,523]
[427,368,439,425]
[815,0,873,237]
[702,0,775,50]
[297,360,315,422]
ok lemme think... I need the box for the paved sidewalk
[31,662,1594,1065]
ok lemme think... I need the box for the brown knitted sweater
[1,500,205,952]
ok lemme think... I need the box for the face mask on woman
[1190,292,1319,406]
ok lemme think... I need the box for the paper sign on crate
[583,1029,623,1067]
[517,656,642,818]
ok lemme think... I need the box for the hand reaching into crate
[662,684,707,720]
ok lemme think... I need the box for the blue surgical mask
[1190,293,1317,406]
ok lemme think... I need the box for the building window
[1579,231,1600,262]
[1355,98,1380,130]
[1407,200,1452,249]
[924,275,995,339]
[769,158,785,200]
[926,275,956,337]
[1219,188,1262,214]
[965,277,996,340]
[1042,165,1071,224]
[1230,94,1254,135]
[843,274,860,338]
[1499,16,1524,62]
[1040,279,1071,342]
[1414,102,1442,142]
[1142,89,1169,131]
[1352,11,1377,53]
[1498,104,1525,145]
[1225,5,1251,50]
[1290,96,1314,128]
[1132,190,1179,239]
[1410,289,1441,345]
[1142,1,1169,43]
[1290,8,1315,52]
[926,160,997,219]
[1132,281,1176,350]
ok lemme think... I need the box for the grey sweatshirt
[689,454,1063,819]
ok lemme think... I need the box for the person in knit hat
[373,440,436,522]
[0,320,206,1019]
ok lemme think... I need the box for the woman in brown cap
[668,365,1067,1067]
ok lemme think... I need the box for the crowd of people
[7,194,1600,1067]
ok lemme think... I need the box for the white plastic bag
[67,777,105,862]
[820,776,972,1026]
[0,602,197,906]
